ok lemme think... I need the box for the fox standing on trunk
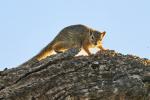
[36,24,107,61]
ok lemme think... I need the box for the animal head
[89,30,106,45]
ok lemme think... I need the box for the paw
[101,48,109,51]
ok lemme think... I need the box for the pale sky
[0,0,149,70]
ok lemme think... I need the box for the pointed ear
[101,31,106,38]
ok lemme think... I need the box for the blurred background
[0,0,149,70]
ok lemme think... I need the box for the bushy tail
[34,40,55,61]
[35,45,53,61]
[18,42,54,67]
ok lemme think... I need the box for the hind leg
[53,41,72,53]
[97,43,107,51]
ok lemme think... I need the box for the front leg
[97,43,107,51]
[83,46,91,55]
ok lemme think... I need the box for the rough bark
[0,49,150,100]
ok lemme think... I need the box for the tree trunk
[0,49,150,100]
